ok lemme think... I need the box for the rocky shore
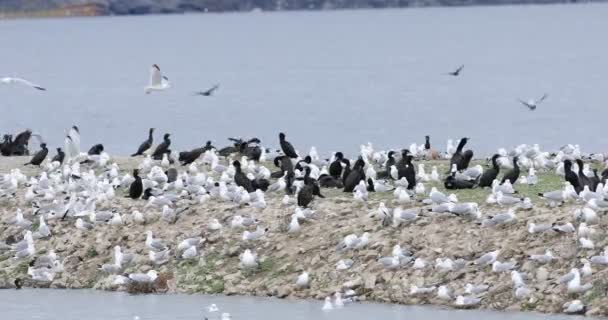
[0,0,604,18]
[1,155,607,316]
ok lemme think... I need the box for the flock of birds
[1,123,607,316]
[2,64,546,111]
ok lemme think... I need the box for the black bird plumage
[131,128,154,157]
[449,138,471,171]
[279,132,298,159]
[564,160,581,194]
[329,152,345,179]
[576,159,592,190]
[152,133,171,160]
[446,64,464,76]
[24,143,48,166]
[479,154,500,188]
[51,148,65,164]
[195,84,219,96]
[87,144,104,155]
[343,157,366,192]
[128,169,143,199]
[233,160,254,193]
[501,156,520,184]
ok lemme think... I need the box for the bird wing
[537,93,548,104]
[13,77,46,90]
[455,65,464,73]
[207,84,219,93]
[149,65,162,86]
[517,99,532,109]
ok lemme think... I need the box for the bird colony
[1,127,608,317]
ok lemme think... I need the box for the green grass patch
[85,247,98,258]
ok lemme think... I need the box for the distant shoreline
[0,1,604,20]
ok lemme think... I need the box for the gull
[518,197,533,210]
[465,283,489,295]
[287,215,300,233]
[413,258,427,269]
[132,210,146,224]
[145,230,168,251]
[295,271,309,288]
[208,219,222,231]
[33,215,51,239]
[410,285,436,295]
[481,209,516,227]
[128,270,158,283]
[430,166,440,181]
[429,187,453,204]
[195,84,220,96]
[333,293,345,308]
[239,249,258,269]
[207,304,219,313]
[149,249,171,265]
[581,259,593,277]
[15,241,35,259]
[322,297,333,311]
[449,202,479,217]
[492,179,516,195]
[75,218,94,231]
[454,295,481,306]
[1,76,46,91]
[552,222,575,233]
[337,233,364,251]
[475,250,499,266]
[114,246,134,267]
[492,260,516,272]
[178,237,204,251]
[445,64,464,77]
[435,258,455,272]
[392,244,411,258]
[368,202,390,220]
[514,286,532,299]
[559,268,578,284]
[378,256,401,269]
[28,266,55,282]
[437,286,452,300]
[578,223,594,238]
[528,222,552,234]
[563,300,586,315]
[495,191,523,206]
[579,237,594,249]
[144,64,170,93]
[518,93,548,111]
[242,227,268,241]
[574,207,598,225]
[567,269,592,293]
[511,270,526,288]
[392,207,418,227]
[336,259,353,271]
[181,246,198,259]
[529,250,554,264]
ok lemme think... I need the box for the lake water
[0,289,590,320]
[1,4,607,156]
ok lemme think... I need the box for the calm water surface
[0,289,591,320]
[1,5,607,156]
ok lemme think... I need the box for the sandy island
[0,155,607,316]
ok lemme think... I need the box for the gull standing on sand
[1,76,46,91]
[475,250,499,266]
[144,64,170,93]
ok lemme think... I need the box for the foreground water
[1,4,608,155]
[0,289,589,320]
